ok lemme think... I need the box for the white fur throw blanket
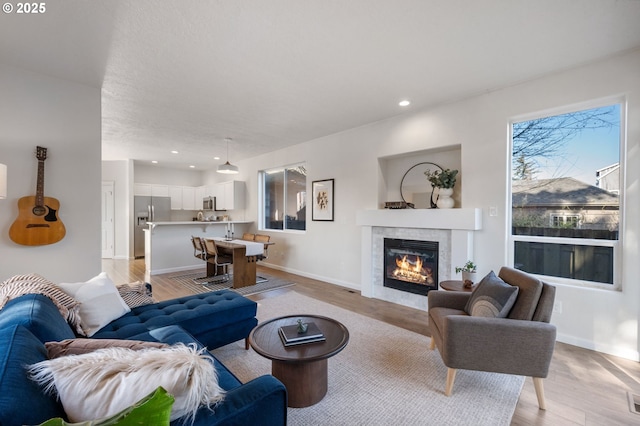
[28,344,225,423]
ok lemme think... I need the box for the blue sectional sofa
[0,291,287,426]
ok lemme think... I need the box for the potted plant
[424,168,458,189]
[455,260,477,287]
[424,168,458,208]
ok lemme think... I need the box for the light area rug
[212,291,524,426]
[166,270,294,296]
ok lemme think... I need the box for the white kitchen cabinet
[134,184,152,196]
[134,184,170,197]
[215,181,244,210]
[195,186,206,204]
[151,185,169,197]
[169,186,183,210]
[182,186,196,210]
[169,186,197,210]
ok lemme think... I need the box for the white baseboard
[260,262,360,292]
[149,264,203,276]
[556,332,639,362]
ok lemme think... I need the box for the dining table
[206,238,266,288]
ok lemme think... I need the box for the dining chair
[254,234,271,260]
[203,239,233,283]
[191,236,207,261]
[241,233,255,241]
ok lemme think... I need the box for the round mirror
[400,162,442,209]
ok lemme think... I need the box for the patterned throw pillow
[464,271,519,318]
[0,273,83,335]
[117,281,156,309]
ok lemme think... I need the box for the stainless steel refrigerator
[134,196,171,258]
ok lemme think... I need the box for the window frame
[507,97,626,290]
[258,163,307,234]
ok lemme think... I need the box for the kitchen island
[144,221,252,275]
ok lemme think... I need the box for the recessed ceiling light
[399,100,411,107]
[171,150,179,154]
[189,165,195,168]
[214,156,220,160]
[151,160,158,164]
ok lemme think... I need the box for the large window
[510,101,623,287]
[260,164,307,231]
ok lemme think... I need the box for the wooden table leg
[231,250,257,288]
[272,359,328,408]
[206,262,226,277]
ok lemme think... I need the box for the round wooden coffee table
[249,314,349,407]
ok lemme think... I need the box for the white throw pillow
[58,272,131,337]
[28,344,224,423]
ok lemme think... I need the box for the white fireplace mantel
[357,208,482,310]
[355,208,482,230]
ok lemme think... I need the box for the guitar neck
[35,159,45,207]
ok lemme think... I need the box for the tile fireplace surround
[356,208,482,311]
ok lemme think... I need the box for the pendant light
[217,138,239,174]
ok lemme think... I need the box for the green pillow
[36,386,174,426]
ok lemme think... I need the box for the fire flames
[392,255,434,285]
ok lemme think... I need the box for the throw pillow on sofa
[464,271,519,318]
[0,273,84,335]
[28,344,225,423]
[58,272,131,337]
[116,281,156,309]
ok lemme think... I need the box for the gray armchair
[428,266,556,409]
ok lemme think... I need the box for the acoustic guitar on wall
[9,146,66,246]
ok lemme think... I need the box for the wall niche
[378,145,461,209]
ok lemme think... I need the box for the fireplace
[383,238,438,296]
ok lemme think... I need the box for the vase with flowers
[424,168,458,209]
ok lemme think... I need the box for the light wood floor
[103,259,640,426]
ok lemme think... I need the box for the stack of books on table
[278,322,326,347]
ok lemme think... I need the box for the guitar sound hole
[32,206,46,216]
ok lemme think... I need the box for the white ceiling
[2,0,640,170]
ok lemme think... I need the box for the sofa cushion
[464,271,519,318]
[58,273,131,337]
[45,338,168,358]
[0,294,76,343]
[499,267,544,320]
[28,344,224,423]
[0,325,66,425]
[0,274,83,335]
[93,290,257,349]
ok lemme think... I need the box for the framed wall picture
[312,179,334,221]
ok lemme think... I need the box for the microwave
[203,197,214,210]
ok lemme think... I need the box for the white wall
[225,49,640,360]
[0,64,102,282]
